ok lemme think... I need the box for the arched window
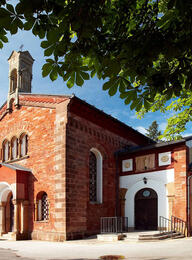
[2,140,9,162]
[10,69,17,92]
[20,133,28,157]
[11,137,18,160]
[36,192,49,221]
[89,148,103,203]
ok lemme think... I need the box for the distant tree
[145,121,161,142]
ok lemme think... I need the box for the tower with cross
[7,50,34,111]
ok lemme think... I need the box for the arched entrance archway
[0,182,14,235]
[5,193,14,232]
[135,188,158,230]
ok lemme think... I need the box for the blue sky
[0,29,191,137]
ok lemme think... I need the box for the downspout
[187,174,192,236]
[115,151,119,217]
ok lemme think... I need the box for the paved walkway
[0,236,191,260]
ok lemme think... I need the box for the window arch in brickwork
[2,140,9,162]
[89,148,103,203]
[11,137,18,160]
[20,133,28,157]
[36,191,49,221]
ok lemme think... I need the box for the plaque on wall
[158,152,171,166]
[135,154,155,172]
[122,159,133,172]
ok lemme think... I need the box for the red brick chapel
[0,50,192,241]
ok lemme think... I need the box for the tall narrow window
[41,193,49,220]
[20,133,28,157]
[89,148,103,203]
[36,192,49,221]
[11,137,18,160]
[2,140,9,162]
[10,69,17,92]
[89,152,97,202]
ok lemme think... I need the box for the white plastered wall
[120,169,174,228]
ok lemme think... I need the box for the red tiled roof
[0,94,72,118]
[19,94,71,104]
[0,102,7,118]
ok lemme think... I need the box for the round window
[143,190,151,197]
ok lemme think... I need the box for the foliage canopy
[0,0,192,139]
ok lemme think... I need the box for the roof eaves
[0,163,32,172]
[71,96,155,144]
[117,138,186,156]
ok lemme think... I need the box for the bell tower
[7,50,34,111]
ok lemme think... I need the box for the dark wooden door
[135,188,158,230]
[9,195,14,232]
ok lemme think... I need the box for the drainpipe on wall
[187,174,192,236]
[114,152,119,217]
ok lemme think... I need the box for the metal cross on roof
[19,44,24,52]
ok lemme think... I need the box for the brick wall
[0,100,66,241]
[173,147,188,221]
[65,112,136,239]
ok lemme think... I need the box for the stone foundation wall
[31,230,66,241]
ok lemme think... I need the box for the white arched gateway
[0,163,31,240]
[0,182,14,234]
[120,169,174,229]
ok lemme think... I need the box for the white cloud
[136,126,147,135]
[182,133,192,137]
[130,113,137,119]
[159,122,167,131]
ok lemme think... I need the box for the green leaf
[0,35,8,43]
[64,72,71,81]
[24,20,34,30]
[0,41,3,49]
[91,70,96,78]
[103,78,118,90]
[80,71,89,80]
[6,4,14,13]
[119,79,126,93]
[50,67,58,81]
[120,92,129,99]
[103,81,112,90]
[0,7,10,17]
[76,72,84,86]
[10,21,18,34]
[67,72,75,88]
[41,41,50,49]
[135,100,143,112]
[130,99,139,110]
[42,63,52,77]
[44,45,54,56]
[109,84,118,96]
[16,18,23,29]
[144,99,151,110]
[123,90,137,104]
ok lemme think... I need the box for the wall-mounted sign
[135,154,155,172]
[122,159,133,172]
[158,152,171,166]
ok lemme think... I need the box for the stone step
[172,234,185,239]
[138,232,183,241]
[97,234,124,242]
[1,232,15,240]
